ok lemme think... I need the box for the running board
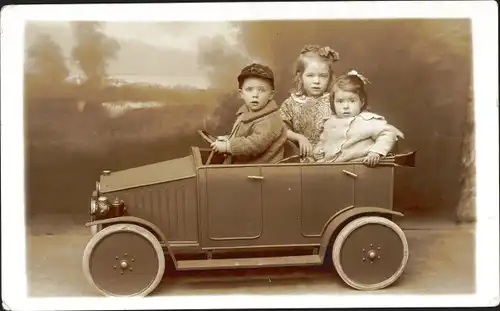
[176,255,322,271]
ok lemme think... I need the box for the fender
[318,207,404,261]
[86,216,167,245]
[86,216,180,269]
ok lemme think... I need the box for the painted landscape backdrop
[24,19,474,222]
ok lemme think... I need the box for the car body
[83,136,416,297]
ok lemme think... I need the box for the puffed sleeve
[279,97,295,130]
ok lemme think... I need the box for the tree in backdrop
[70,21,121,111]
[196,32,251,135]
[25,33,70,100]
[197,34,251,91]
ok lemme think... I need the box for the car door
[200,165,264,248]
[259,165,302,245]
[300,164,356,237]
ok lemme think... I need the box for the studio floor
[25,214,475,297]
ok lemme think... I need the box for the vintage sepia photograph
[1,1,499,310]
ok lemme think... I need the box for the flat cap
[237,63,275,89]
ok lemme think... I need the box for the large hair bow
[300,44,340,62]
[320,46,340,62]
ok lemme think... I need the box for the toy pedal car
[82,129,416,297]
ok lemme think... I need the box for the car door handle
[248,175,264,180]
[342,170,358,178]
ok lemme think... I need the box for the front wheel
[82,223,165,297]
[332,216,409,290]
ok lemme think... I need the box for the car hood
[99,155,196,193]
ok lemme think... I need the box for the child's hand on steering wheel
[211,140,230,154]
[216,135,229,142]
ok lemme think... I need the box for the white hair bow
[347,70,371,85]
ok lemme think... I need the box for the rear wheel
[332,216,409,290]
[82,223,165,297]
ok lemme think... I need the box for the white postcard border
[1,1,498,310]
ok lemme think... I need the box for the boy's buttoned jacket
[314,111,404,162]
[226,100,288,164]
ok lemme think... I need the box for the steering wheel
[197,130,218,165]
[198,130,217,144]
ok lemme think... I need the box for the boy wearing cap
[211,63,288,164]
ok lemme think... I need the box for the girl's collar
[323,111,385,121]
[357,111,385,120]
[290,92,330,104]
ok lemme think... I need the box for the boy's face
[239,77,274,112]
[333,88,363,118]
[302,58,330,97]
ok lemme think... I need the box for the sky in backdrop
[25,21,243,89]
[104,22,240,51]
